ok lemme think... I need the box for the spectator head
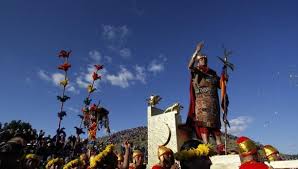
[133,149,144,166]
[157,146,174,168]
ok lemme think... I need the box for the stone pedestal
[210,155,241,169]
[210,155,298,169]
[147,106,182,168]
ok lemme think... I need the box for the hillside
[98,126,298,160]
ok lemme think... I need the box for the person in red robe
[151,146,179,169]
[237,136,270,169]
[187,42,224,154]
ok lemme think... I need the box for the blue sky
[0,0,298,154]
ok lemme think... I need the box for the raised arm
[188,41,204,70]
[121,141,131,169]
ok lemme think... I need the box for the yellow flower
[90,156,96,168]
[89,144,115,168]
[46,158,63,169]
[197,144,211,156]
[60,79,69,87]
[175,144,211,161]
[63,159,83,169]
[87,84,96,93]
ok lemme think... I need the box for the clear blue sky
[0,0,297,154]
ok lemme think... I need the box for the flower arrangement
[63,159,84,169]
[45,158,64,169]
[175,144,212,161]
[89,144,114,168]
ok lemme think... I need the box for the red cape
[186,74,196,127]
[239,161,269,169]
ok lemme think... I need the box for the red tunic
[239,161,269,169]
[151,164,164,169]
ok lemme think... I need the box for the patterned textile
[192,68,221,129]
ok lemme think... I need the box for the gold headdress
[117,153,124,161]
[263,145,280,161]
[133,150,143,158]
[236,136,258,157]
[158,146,173,160]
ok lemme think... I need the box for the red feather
[58,63,71,71]
[58,50,71,58]
[94,64,104,70]
[92,72,101,81]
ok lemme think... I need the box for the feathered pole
[74,64,104,142]
[88,101,110,142]
[57,50,72,131]
[55,50,71,146]
[80,64,104,129]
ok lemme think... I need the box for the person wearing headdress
[0,136,26,169]
[187,42,224,154]
[45,157,64,169]
[117,153,124,169]
[236,136,270,169]
[23,154,40,169]
[80,153,89,168]
[129,150,146,169]
[263,145,282,162]
[151,146,179,169]
[175,139,212,169]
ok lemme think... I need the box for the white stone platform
[210,155,298,169]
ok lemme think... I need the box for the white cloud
[38,70,79,94]
[102,25,129,41]
[148,61,164,73]
[135,65,146,84]
[76,76,90,88]
[76,64,107,89]
[51,73,65,86]
[101,25,132,59]
[106,66,134,88]
[89,50,102,62]
[89,50,112,63]
[105,65,148,88]
[225,116,253,136]
[148,54,167,74]
[119,48,131,58]
[38,70,51,81]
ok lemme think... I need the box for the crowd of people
[0,121,286,169]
